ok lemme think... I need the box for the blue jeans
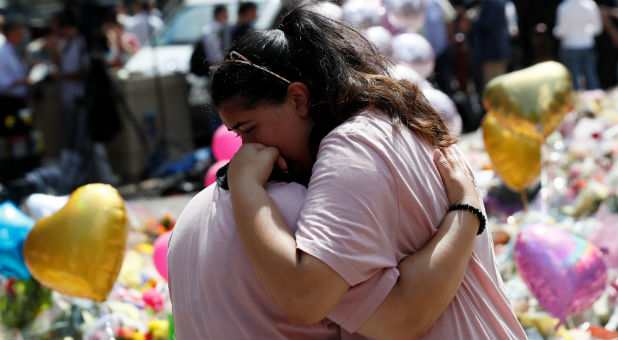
[559,47,600,91]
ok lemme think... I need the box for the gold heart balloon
[24,183,128,301]
[482,112,542,192]
[483,61,574,141]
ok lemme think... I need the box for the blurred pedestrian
[124,1,163,47]
[554,0,602,90]
[0,14,5,46]
[596,0,618,89]
[202,4,229,67]
[0,20,29,108]
[424,0,457,95]
[469,0,510,93]
[231,2,257,44]
[0,19,39,181]
[150,1,164,19]
[104,17,140,68]
[54,11,89,147]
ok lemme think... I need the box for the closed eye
[242,126,256,135]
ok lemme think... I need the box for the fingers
[276,155,289,174]
[439,147,474,180]
[433,148,452,178]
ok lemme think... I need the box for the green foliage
[0,279,51,330]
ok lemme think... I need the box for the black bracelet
[448,204,486,236]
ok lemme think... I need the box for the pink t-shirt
[296,110,527,339]
[168,182,340,339]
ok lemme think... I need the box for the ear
[287,82,311,118]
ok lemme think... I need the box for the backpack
[189,40,211,76]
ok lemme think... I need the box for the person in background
[124,1,163,47]
[0,20,29,108]
[595,0,618,89]
[24,18,61,69]
[554,0,602,90]
[54,11,89,147]
[0,19,36,182]
[0,14,6,46]
[231,2,257,44]
[103,16,140,68]
[202,5,229,67]
[424,0,457,96]
[469,0,511,94]
[150,1,163,19]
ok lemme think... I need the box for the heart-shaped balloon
[153,230,172,281]
[482,112,541,191]
[514,223,608,326]
[23,183,128,301]
[483,61,573,141]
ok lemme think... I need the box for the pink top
[168,182,340,339]
[296,110,527,339]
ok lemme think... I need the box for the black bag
[190,40,211,76]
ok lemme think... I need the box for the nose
[241,135,257,144]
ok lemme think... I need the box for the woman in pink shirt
[169,147,483,339]
[195,4,526,339]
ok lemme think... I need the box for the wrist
[448,204,486,235]
[229,176,261,192]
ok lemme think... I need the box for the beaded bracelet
[448,204,486,235]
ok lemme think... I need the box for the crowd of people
[2,0,618,194]
[0,2,165,198]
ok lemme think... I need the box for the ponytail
[211,2,455,157]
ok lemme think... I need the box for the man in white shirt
[554,0,603,90]
[0,20,28,103]
[124,1,164,47]
[202,5,229,67]
[0,19,36,182]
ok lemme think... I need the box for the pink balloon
[212,125,242,161]
[342,0,384,30]
[383,0,426,33]
[204,160,229,188]
[153,230,172,281]
[364,26,394,57]
[514,223,608,327]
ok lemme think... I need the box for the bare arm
[228,144,482,334]
[356,148,481,339]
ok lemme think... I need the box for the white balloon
[390,62,431,89]
[391,33,435,78]
[422,87,462,135]
[390,63,461,134]
[311,1,344,22]
[23,193,69,219]
[364,26,394,57]
[383,0,426,32]
[342,0,385,30]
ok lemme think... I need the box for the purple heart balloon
[514,223,608,326]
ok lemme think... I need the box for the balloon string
[521,190,529,211]
[540,141,549,216]
[566,316,576,329]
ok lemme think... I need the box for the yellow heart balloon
[24,183,128,301]
[483,61,574,141]
[482,112,542,192]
